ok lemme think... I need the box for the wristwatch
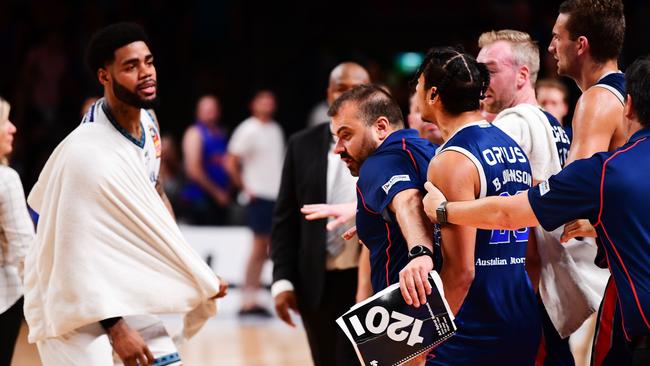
[408,245,435,262]
[436,201,449,225]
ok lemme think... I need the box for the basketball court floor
[11,289,314,366]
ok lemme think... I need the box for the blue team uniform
[355,128,438,292]
[429,121,541,366]
[539,109,575,366]
[543,109,571,169]
[528,126,650,364]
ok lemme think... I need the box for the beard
[112,78,159,109]
[340,133,378,177]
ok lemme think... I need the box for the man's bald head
[327,62,370,105]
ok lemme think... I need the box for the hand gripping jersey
[355,129,439,293]
[429,121,541,366]
[529,127,650,365]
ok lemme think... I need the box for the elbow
[457,267,475,291]
[446,265,475,292]
[499,208,525,231]
[185,166,201,181]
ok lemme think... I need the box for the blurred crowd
[2,0,647,201]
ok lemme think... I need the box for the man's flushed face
[105,41,158,109]
[548,13,579,77]
[477,41,519,114]
[331,101,377,176]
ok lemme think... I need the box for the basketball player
[477,29,601,366]
[422,56,650,366]
[25,23,226,366]
[549,1,627,364]
[550,0,626,164]
[414,47,540,365]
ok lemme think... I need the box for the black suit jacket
[270,122,341,310]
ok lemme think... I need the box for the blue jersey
[529,127,650,339]
[182,122,230,202]
[355,129,438,292]
[430,121,540,366]
[543,110,571,168]
[594,72,625,106]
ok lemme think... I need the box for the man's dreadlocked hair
[412,46,490,114]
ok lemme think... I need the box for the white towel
[25,116,220,343]
[494,104,608,337]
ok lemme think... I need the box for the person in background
[407,93,443,145]
[160,134,183,212]
[536,79,572,141]
[271,62,369,366]
[0,96,35,366]
[181,95,231,225]
[536,79,570,126]
[226,90,285,316]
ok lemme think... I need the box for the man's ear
[427,86,439,105]
[517,64,530,89]
[374,116,391,140]
[576,36,589,57]
[624,94,635,120]
[97,68,110,86]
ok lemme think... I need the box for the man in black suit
[270,62,370,366]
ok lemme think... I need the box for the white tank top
[82,98,161,187]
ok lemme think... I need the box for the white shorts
[37,315,181,366]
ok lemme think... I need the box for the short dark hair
[328,84,404,127]
[626,57,650,127]
[85,22,150,75]
[559,0,625,63]
[412,46,489,115]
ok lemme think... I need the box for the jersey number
[489,191,529,244]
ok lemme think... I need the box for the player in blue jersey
[549,1,628,364]
[413,46,540,365]
[423,56,650,366]
[328,84,439,311]
[477,29,586,366]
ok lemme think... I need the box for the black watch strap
[436,200,449,225]
[99,316,123,330]
[408,245,435,262]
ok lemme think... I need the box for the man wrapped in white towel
[25,22,227,366]
[477,30,609,365]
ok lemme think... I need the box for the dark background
[2,0,649,191]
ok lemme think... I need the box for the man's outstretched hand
[301,202,356,231]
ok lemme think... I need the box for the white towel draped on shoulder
[25,119,220,343]
[494,104,609,337]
